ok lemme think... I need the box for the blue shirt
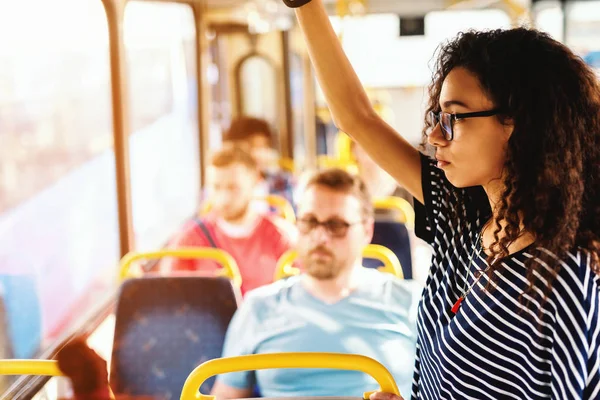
[217,268,422,398]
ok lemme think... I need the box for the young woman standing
[282,0,600,398]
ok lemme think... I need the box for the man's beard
[219,202,250,223]
[302,246,344,280]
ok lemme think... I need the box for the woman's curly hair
[423,28,600,302]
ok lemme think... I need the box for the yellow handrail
[201,194,296,223]
[0,360,62,376]
[180,352,400,400]
[119,247,242,287]
[363,245,404,279]
[373,196,415,228]
[259,195,296,223]
[278,157,295,173]
[274,244,403,281]
[335,131,355,164]
[273,250,301,281]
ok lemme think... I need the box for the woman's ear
[502,118,515,141]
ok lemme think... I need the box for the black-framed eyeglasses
[428,109,502,141]
[297,217,364,238]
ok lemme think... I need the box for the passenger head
[224,116,278,173]
[206,146,260,223]
[296,169,374,280]
[424,28,600,275]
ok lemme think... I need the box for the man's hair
[209,145,258,171]
[223,116,273,144]
[304,168,373,218]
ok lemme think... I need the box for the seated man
[160,146,296,295]
[223,116,296,206]
[211,169,421,399]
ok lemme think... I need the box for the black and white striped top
[411,154,600,399]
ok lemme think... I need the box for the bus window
[0,0,117,389]
[124,2,200,252]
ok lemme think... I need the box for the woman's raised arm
[293,0,424,203]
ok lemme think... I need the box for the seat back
[110,276,238,400]
[367,221,412,279]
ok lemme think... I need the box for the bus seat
[109,276,238,400]
[366,221,413,280]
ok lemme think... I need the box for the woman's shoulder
[532,247,597,282]
[522,246,600,307]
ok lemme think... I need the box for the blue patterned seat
[365,221,412,279]
[110,276,239,400]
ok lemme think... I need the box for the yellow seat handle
[274,244,403,281]
[363,244,404,279]
[273,249,301,281]
[119,247,242,287]
[373,197,414,228]
[258,195,296,223]
[180,352,400,400]
[0,359,62,376]
[278,157,295,173]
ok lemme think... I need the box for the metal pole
[561,0,569,45]
[193,3,211,185]
[281,30,294,159]
[102,0,134,257]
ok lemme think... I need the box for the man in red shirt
[160,146,296,295]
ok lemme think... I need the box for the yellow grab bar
[119,247,242,287]
[278,157,295,173]
[0,360,62,376]
[373,197,415,228]
[258,195,296,223]
[201,194,296,224]
[180,352,400,400]
[274,249,301,281]
[362,244,404,279]
[274,244,403,281]
[335,131,355,163]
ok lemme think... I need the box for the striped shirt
[411,153,600,399]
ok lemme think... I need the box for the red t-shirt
[164,215,294,294]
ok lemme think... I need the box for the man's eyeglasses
[428,109,502,141]
[297,217,363,238]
